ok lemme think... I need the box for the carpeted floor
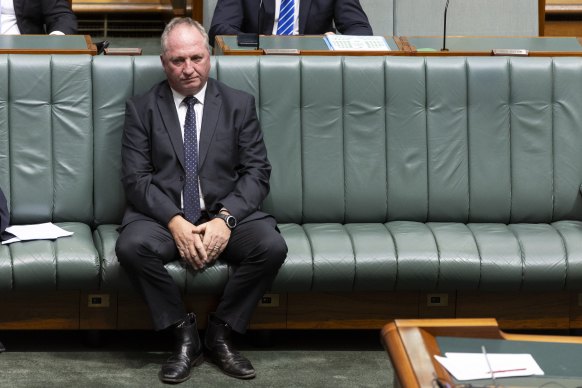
[0,330,393,387]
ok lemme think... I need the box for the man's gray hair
[161,17,211,54]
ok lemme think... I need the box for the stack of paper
[2,222,74,245]
[323,35,391,51]
[434,352,544,381]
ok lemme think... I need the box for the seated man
[115,17,287,384]
[1,0,78,35]
[208,0,373,46]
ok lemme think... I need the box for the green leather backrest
[5,55,581,227]
[92,55,166,225]
[92,56,582,226]
[217,56,582,225]
[0,55,93,224]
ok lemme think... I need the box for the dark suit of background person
[0,186,7,353]
[12,0,78,34]
[115,17,287,384]
[208,0,373,46]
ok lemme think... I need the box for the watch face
[226,215,236,228]
[217,213,236,228]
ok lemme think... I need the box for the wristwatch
[214,212,237,229]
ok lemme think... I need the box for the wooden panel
[569,292,582,328]
[544,20,582,36]
[80,292,117,329]
[287,292,420,329]
[457,291,570,329]
[419,292,456,319]
[547,0,582,5]
[0,292,79,329]
[249,293,288,329]
[117,293,153,330]
[72,0,173,13]
[191,0,203,22]
[183,294,219,330]
[540,0,547,35]
[117,293,218,329]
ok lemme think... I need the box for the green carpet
[0,330,393,387]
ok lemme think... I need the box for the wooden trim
[546,4,582,13]
[381,318,582,388]
[540,0,546,36]
[72,0,173,13]
[191,0,203,22]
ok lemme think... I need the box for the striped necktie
[277,0,295,35]
[182,96,201,224]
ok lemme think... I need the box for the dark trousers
[115,216,287,333]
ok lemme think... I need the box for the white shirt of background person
[0,0,65,35]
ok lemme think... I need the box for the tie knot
[183,96,198,109]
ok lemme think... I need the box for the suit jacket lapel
[199,79,221,167]
[299,0,312,34]
[157,82,185,169]
[14,0,24,19]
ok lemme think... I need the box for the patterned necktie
[277,0,294,35]
[182,96,201,224]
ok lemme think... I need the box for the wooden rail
[71,0,202,23]
[544,0,582,36]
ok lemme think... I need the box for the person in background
[1,0,78,35]
[115,17,287,384]
[0,186,8,353]
[208,0,372,46]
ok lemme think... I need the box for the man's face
[161,24,210,96]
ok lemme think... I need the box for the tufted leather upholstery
[2,55,582,295]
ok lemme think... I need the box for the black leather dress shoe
[204,316,256,379]
[159,313,204,384]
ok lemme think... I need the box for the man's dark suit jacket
[208,0,373,46]
[14,0,78,34]
[120,78,272,229]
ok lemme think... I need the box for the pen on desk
[481,345,497,385]
[481,346,494,372]
[481,346,528,376]
[488,368,527,374]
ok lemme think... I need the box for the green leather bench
[2,54,582,331]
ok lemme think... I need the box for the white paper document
[2,222,74,244]
[434,352,544,381]
[323,35,391,51]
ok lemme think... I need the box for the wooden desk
[399,35,582,56]
[0,35,97,55]
[214,35,403,56]
[215,35,582,57]
[381,318,582,388]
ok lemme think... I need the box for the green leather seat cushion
[0,222,99,291]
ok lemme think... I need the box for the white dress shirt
[171,84,208,212]
[0,0,20,34]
